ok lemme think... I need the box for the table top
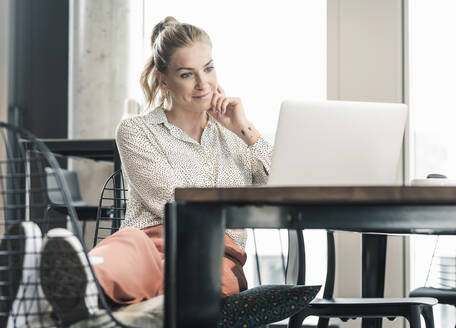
[167,186,456,327]
[40,138,116,151]
[39,138,117,162]
[175,185,456,204]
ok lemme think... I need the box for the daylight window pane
[409,2,456,326]
[142,0,326,142]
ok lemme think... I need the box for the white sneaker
[40,228,99,326]
[0,221,49,328]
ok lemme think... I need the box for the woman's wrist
[234,121,260,146]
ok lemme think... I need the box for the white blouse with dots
[115,106,273,249]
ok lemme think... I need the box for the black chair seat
[410,287,456,305]
[292,297,437,325]
[312,297,437,307]
[51,205,111,221]
[46,167,116,222]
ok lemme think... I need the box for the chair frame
[409,234,456,327]
[0,122,131,328]
[287,230,435,328]
[93,169,127,247]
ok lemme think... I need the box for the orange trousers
[89,225,247,304]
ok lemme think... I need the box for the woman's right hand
[208,85,260,146]
[208,85,248,130]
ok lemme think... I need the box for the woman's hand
[208,86,247,130]
[208,86,260,146]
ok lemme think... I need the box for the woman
[8,16,273,326]
[97,14,272,302]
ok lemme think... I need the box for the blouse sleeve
[115,118,178,219]
[248,136,273,185]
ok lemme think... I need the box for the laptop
[267,100,408,186]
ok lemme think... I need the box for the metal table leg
[164,202,225,328]
[362,234,387,328]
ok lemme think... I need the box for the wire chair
[423,236,456,289]
[93,169,290,290]
[93,170,127,247]
[250,228,289,287]
[0,122,130,328]
[407,236,456,327]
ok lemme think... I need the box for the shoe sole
[0,221,45,328]
[40,229,98,326]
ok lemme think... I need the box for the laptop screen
[268,100,408,186]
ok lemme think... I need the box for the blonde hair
[140,16,212,109]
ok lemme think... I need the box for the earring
[162,90,171,109]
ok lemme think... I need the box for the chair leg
[288,309,309,328]
[317,317,329,328]
[407,305,422,328]
[420,305,434,328]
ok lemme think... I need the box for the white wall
[328,0,407,327]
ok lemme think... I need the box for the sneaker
[0,221,49,328]
[40,228,99,326]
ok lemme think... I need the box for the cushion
[217,284,321,327]
[68,310,163,328]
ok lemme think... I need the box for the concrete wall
[0,0,9,124]
[68,0,143,247]
[0,0,10,235]
[328,0,408,327]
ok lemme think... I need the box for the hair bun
[151,16,180,47]
[162,16,179,27]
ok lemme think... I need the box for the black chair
[93,169,127,246]
[92,168,314,326]
[92,170,292,287]
[288,231,437,328]
[93,170,297,288]
[94,170,327,327]
[409,235,456,327]
[408,174,456,327]
[0,122,128,327]
[45,167,100,236]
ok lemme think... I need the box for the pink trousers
[88,225,247,304]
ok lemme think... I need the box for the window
[409,2,456,326]
[410,3,456,180]
[141,0,326,142]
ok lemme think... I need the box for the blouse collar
[147,107,217,145]
[148,106,216,128]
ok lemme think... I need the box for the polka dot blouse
[115,107,273,249]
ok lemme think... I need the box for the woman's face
[160,41,217,113]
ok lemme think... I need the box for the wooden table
[39,138,120,222]
[40,138,120,171]
[164,186,456,328]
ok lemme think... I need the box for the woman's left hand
[207,85,248,132]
